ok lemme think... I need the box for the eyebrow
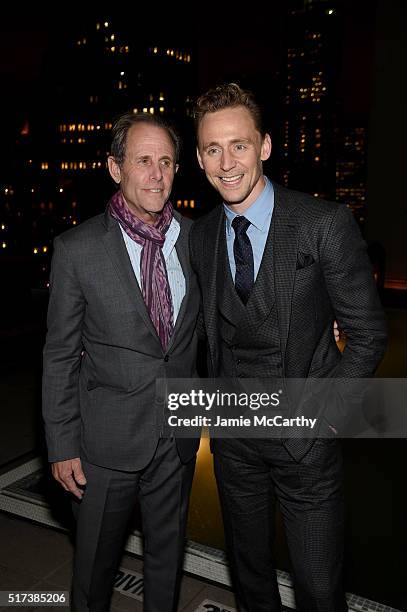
[203,138,252,149]
[136,154,174,161]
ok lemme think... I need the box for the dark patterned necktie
[232,216,254,305]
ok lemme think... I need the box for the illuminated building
[0,24,197,286]
[335,126,367,226]
[281,0,341,199]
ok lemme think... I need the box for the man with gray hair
[43,112,200,611]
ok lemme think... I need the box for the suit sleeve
[320,204,387,377]
[42,236,86,462]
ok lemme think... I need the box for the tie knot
[232,216,250,235]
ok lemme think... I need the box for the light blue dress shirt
[120,216,186,322]
[223,176,274,281]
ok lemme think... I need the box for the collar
[223,176,274,235]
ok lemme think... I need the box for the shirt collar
[224,176,274,234]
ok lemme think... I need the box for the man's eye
[234,144,246,151]
[160,159,172,167]
[207,148,220,156]
[137,158,150,165]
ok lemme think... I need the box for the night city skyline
[0,2,406,610]
[3,0,401,294]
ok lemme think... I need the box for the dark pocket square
[296,252,315,270]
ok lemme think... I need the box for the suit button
[164,355,169,362]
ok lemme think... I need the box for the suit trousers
[70,437,195,612]
[213,438,348,612]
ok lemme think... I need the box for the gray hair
[110,112,181,166]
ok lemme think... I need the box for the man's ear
[107,156,121,184]
[260,133,272,162]
[175,163,179,174]
[196,147,204,170]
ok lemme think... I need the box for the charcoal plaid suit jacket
[190,181,387,454]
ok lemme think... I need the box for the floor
[0,510,239,611]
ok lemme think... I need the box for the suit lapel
[272,183,300,365]
[101,209,161,346]
[243,214,275,332]
[203,207,225,370]
[169,212,190,347]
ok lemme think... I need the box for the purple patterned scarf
[108,190,174,350]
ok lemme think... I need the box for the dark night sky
[0,2,377,128]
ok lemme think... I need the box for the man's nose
[220,151,236,172]
[150,162,163,181]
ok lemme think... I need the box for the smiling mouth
[145,188,163,193]
[219,174,244,185]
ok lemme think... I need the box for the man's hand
[334,320,339,342]
[51,458,87,499]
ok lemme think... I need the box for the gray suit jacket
[42,208,200,471]
[190,182,387,437]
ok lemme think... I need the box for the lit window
[33,248,38,254]
[153,47,158,54]
[43,246,48,253]
[104,21,109,27]
[159,107,165,113]
[149,107,154,114]
[177,200,181,208]
[2,242,6,249]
